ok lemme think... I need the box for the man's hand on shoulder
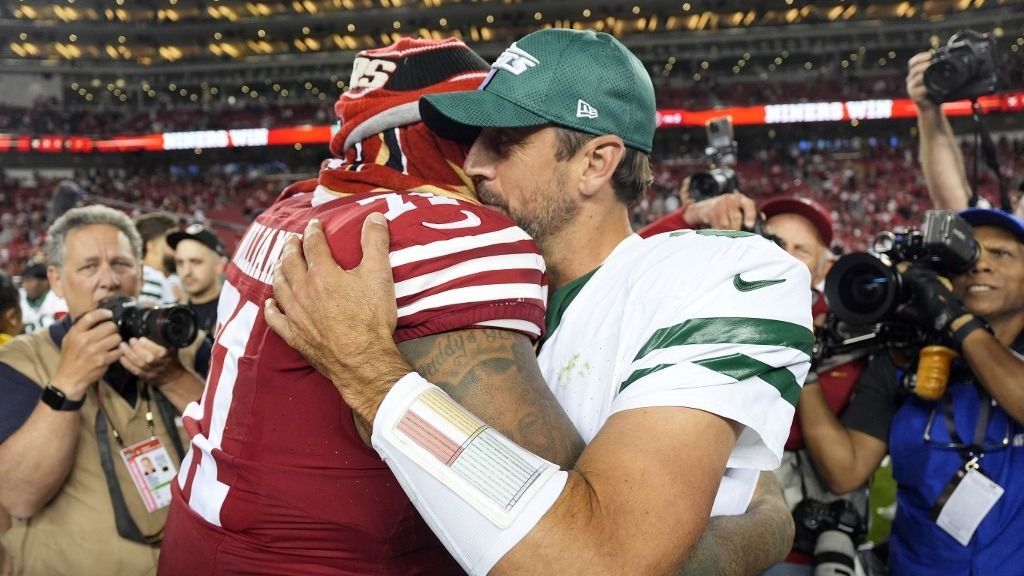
[52,308,121,401]
[266,214,410,428]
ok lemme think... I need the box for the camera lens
[158,307,199,348]
[924,58,968,96]
[825,252,898,325]
[845,268,889,310]
[688,172,724,201]
[140,306,198,348]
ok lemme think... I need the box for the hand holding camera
[908,30,999,110]
[906,52,937,110]
[100,296,199,384]
[683,191,758,230]
[895,265,968,334]
[118,337,187,383]
[51,308,123,401]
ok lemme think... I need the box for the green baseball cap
[420,28,656,154]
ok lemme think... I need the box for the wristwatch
[41,383,85,411]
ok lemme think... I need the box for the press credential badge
[120,437,177,512]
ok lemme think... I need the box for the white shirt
[537,230,812,515]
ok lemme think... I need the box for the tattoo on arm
[399,329,585,468]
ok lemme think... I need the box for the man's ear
[578,135,625,199]
[2,306,22,335]
[47,265,64,299]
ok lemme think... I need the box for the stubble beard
[477,172,578,250]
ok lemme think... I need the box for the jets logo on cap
[491,42,539,75]
[576,100,599,119]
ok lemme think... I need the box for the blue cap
[959,208,1024,245]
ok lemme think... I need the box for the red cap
[761,196,834,247]
[330,38,490,156]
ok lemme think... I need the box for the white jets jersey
[19,289,67,334]
[140,264,177,306]
[537,231,813,515]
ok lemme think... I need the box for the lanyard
[94,383,183,544]
[941,389,992,468]
[94,383,155,447]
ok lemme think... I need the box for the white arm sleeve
[371,372,569,576]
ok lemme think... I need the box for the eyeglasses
[923,403,1011,454]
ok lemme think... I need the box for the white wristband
[372,372,568,575]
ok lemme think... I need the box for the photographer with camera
[641,116,759,237]
[759,197,869,576]
[800,208,1024,574]
[907,30,1015,216]
[0,205,207,576]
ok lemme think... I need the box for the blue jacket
[888,379,1024,575]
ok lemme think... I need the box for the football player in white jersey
[268,29,811,575]
[18,263,67,334]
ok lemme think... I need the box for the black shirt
[189,298,219,335]
[840,353,904,442]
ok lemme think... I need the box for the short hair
[553,127,653,207]
[0,270,18,314]
[134,212,179,257]
[47,205,143,269]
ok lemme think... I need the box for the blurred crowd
[2,132,1022,276]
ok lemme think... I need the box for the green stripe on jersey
[618,353,801,407]
[633,317,814,362]
[694,353,801,407]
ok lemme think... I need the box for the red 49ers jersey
[162,190,546,575]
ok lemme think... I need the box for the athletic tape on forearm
[371,372,568,575]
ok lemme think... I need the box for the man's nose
[97,263,122,289]
[464,140,495,183]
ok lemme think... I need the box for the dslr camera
[824,210,978,326]
[791,498,866,556]
[924,29,999,104]
[687,116,740,201]
[99,296,199,349]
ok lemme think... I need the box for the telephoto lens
[813,530,857,576]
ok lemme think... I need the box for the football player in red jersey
[158,38,584,575]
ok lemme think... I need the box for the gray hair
[46,205,144,269]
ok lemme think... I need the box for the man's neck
[27,291,47,308]
[189,289,220,306]
[542,205,633,292]
[144,257,167,276]
[988,311,1024,347]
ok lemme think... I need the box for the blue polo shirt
[844,353,1024,575]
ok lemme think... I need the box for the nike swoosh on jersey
[422,210,482,230]
[733,273,787,292]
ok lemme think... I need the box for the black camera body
[824,210,978,326]
[99,296,199,349]
[688,117,740,202]
[792,498,866,556]
[924,30,999,104]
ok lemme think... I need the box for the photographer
[0,205,207,576]
[800,208,1024,574]
[760,197,869,576]
[908,51,974,212]
[907,32,1019,218]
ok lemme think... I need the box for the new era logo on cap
[576,100,598,119]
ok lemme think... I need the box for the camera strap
[95,384,182,545]
[970,101,1009,212]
